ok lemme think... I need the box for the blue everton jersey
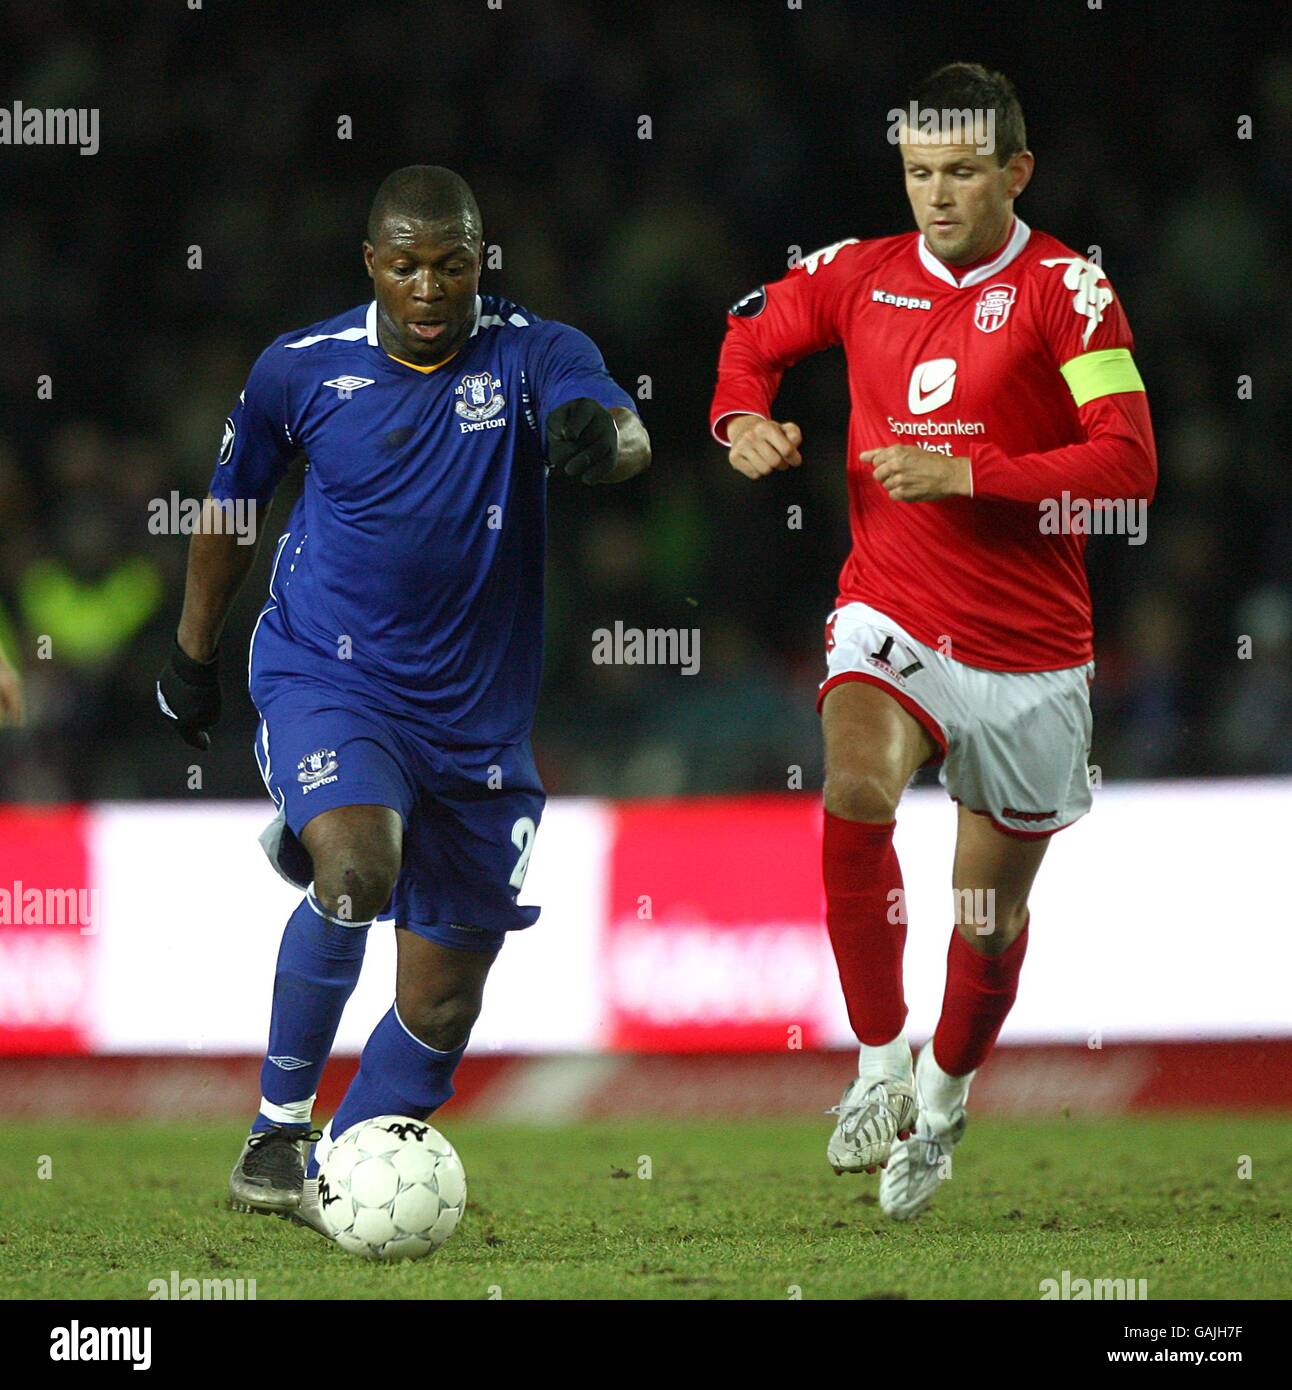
[209,294,634,748]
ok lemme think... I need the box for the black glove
[546,398,619,484]
[157,640,221,750]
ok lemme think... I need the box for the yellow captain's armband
[1059,347,1145,408]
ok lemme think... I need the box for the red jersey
[710,217,1156,670]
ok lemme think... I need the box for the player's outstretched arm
[0,648,23,728]
[726,413,803,480]
[176,500,268,661]
[157,497,269,749]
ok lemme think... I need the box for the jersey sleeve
[968,256,1157,505]
[207,346,298,508]
[528,321,636,446]
[709,238,859,444]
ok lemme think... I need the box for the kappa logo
[872,288,932,311]
[455,370,507,427]
[297,748,339,793]
[973,283,1016,334]
[1040,257,1113,347]
[323,375,375,393]
[384,1121,430,1142]
[218,417,235,465]
[908,358,957,414]
[799,238,860,275]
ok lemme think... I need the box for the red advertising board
[603,796,838,1051]
[0,805,95,1053]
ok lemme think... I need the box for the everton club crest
[454,371,507,421]
[973,283,1016,334]
[297,748,339,795]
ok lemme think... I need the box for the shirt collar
[917,215,1030,289]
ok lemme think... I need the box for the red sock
[932,918,1030,1076]
[822,811,907,1046]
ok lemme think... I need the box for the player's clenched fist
[546,397,619,484]
[861,445,971,502]
[156,640,222,750]
[727,415,803,479]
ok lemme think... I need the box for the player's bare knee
[957,896,1030,954]
[995,898,1031,945]
[398,993,481,1053]
[823,767,902,823]
[313,855,399,923]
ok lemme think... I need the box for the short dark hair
[366,165,482,245]
[911,63,1026,164]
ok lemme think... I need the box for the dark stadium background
[0,0,1288,802]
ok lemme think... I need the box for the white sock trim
[392,1004,463,1056]
[858,1032,913,1083]
[919,1040,974,1116]
[259,1094,316,1126]
[305,882,376,929]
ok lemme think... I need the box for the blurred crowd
[1,0,1289,802]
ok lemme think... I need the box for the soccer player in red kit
[710,64,1155,1219]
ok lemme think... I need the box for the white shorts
[819,601,1095,839]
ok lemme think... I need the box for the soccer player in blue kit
[156,166,650,1224]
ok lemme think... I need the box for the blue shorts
[253,682,544,954]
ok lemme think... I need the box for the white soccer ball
[317,1115,467,1261]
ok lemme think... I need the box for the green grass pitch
[3,1116,1288,1300]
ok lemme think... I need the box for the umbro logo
[323,375,375,394]
[268,1055,311,1071]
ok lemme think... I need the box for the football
[317,1116,467,1261]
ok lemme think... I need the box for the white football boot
[879,1043,969,1220]
[290,1121,335,1239]
[290,1177,331,1239]
[826,1039,917,1175]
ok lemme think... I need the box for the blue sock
[251,888,371,1134]
[314,1006,466,1173]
